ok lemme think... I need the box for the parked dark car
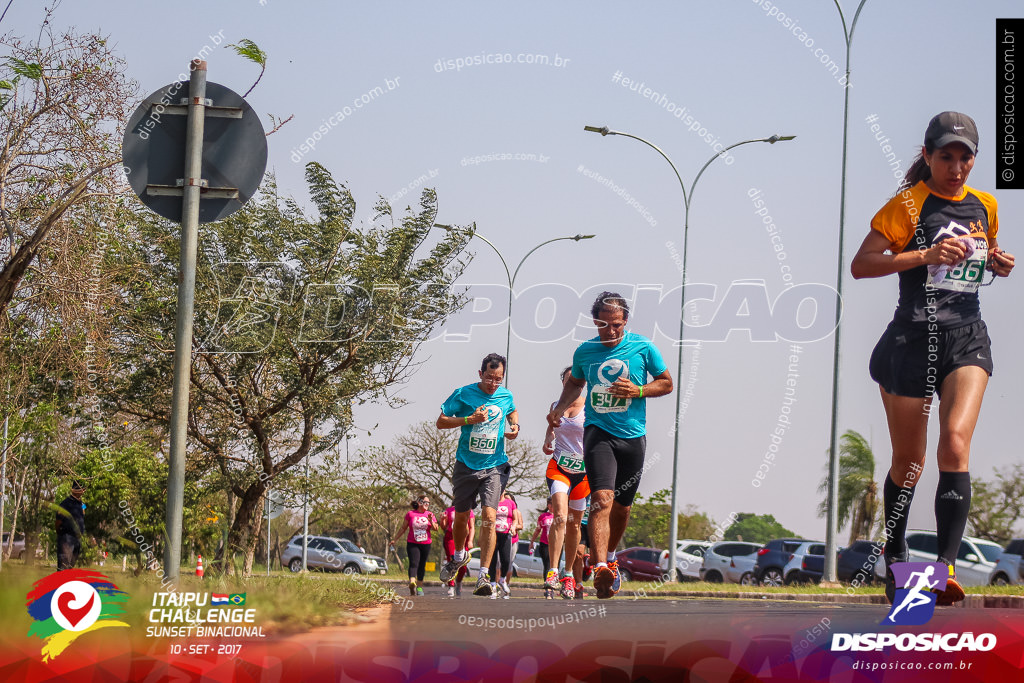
[615,547,664,582]
[787,543,826,584]
[753,538,814,587]
[837,540,882,585]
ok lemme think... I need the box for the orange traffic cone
[196,555,204,579]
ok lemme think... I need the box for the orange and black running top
[871,181,998,329]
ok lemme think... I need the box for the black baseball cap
[925,112,978,154]
[71,480,86,492]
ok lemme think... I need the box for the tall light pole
[434,224,594,386]
[584,125,795,582]
[822,0,869,586]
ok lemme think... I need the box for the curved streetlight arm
[689,136,794,216]
[593,130,691,211]
[434,223,511,289]
[511,234,595,287]
[834,0,869,51]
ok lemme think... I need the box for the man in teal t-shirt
[547,292,673,599]
[436,353,520,596]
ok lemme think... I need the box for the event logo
[597,358,627,385]
[883,562,945,626]
[832,561,997,653]
[26,569,129,662]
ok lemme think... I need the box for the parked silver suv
[988,539,1024,585]
[281,535,387,574]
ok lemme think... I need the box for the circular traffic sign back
[123,81,268,223]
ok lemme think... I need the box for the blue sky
[14,0,1024,540]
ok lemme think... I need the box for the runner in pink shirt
[488,490,517,598]
[530,499,556,598]
[391,495,439,596]
[442,504,475,597]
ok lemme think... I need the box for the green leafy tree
[816,429,879,544]
[114,164,474,575]
[968,465,1024,545]
[622,489,715,550]
[723,513,794,544]
[0,19,136,314]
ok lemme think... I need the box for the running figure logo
[883,562,946,626]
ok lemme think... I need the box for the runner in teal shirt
[548,292,673,600]
[571,331,667,439]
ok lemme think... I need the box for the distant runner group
[412,111,1016,608]
[437,291,672,599]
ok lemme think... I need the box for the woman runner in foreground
[851,111,1014,605]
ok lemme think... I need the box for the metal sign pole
[164,59,207,582]
[302,453,309,572]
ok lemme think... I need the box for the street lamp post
[434,224,594,386]
[584,125,795,582]
[822,0,869,586]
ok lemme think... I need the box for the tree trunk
[224,482,267,577]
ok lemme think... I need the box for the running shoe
[545,569,560,591]
[408,579,416,596]
[440,553,472,583]
[473,574,492,596]
[545,590,552,600]
[934,563,966,606]
[447,584,455,598]
[559,574,576,600]
[416,587,424,596]
[593,565,615,599]
[455,581,462,597]
[609,560,621,594]
[499,581,511,598]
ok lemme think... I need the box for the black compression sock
[935,471,972,566]
[883,473,916,559]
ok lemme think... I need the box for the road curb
[378,579,1024,608]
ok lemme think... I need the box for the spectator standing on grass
[391,495,439,596]
[56,480,87,570]
[851,111,1015,606]
[547,292,673,599]
[436,353,520,597]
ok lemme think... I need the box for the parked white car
[988,539,1024,585]
[874,530,1002,587]
[467,545,525,577]
[700,541,762,584]
[659,540,712,581]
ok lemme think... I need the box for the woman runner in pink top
[442,504,475,597]
[530,499,556,598]
[488,490,517,598]
[391,495,439,596]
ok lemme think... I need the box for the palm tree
[817,430,879,545]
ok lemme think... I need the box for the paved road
[278,586,1021,681]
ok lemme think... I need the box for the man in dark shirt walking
[56,480,86,570]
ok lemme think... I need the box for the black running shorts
[582,424,646,507]
[869,320,993,399]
